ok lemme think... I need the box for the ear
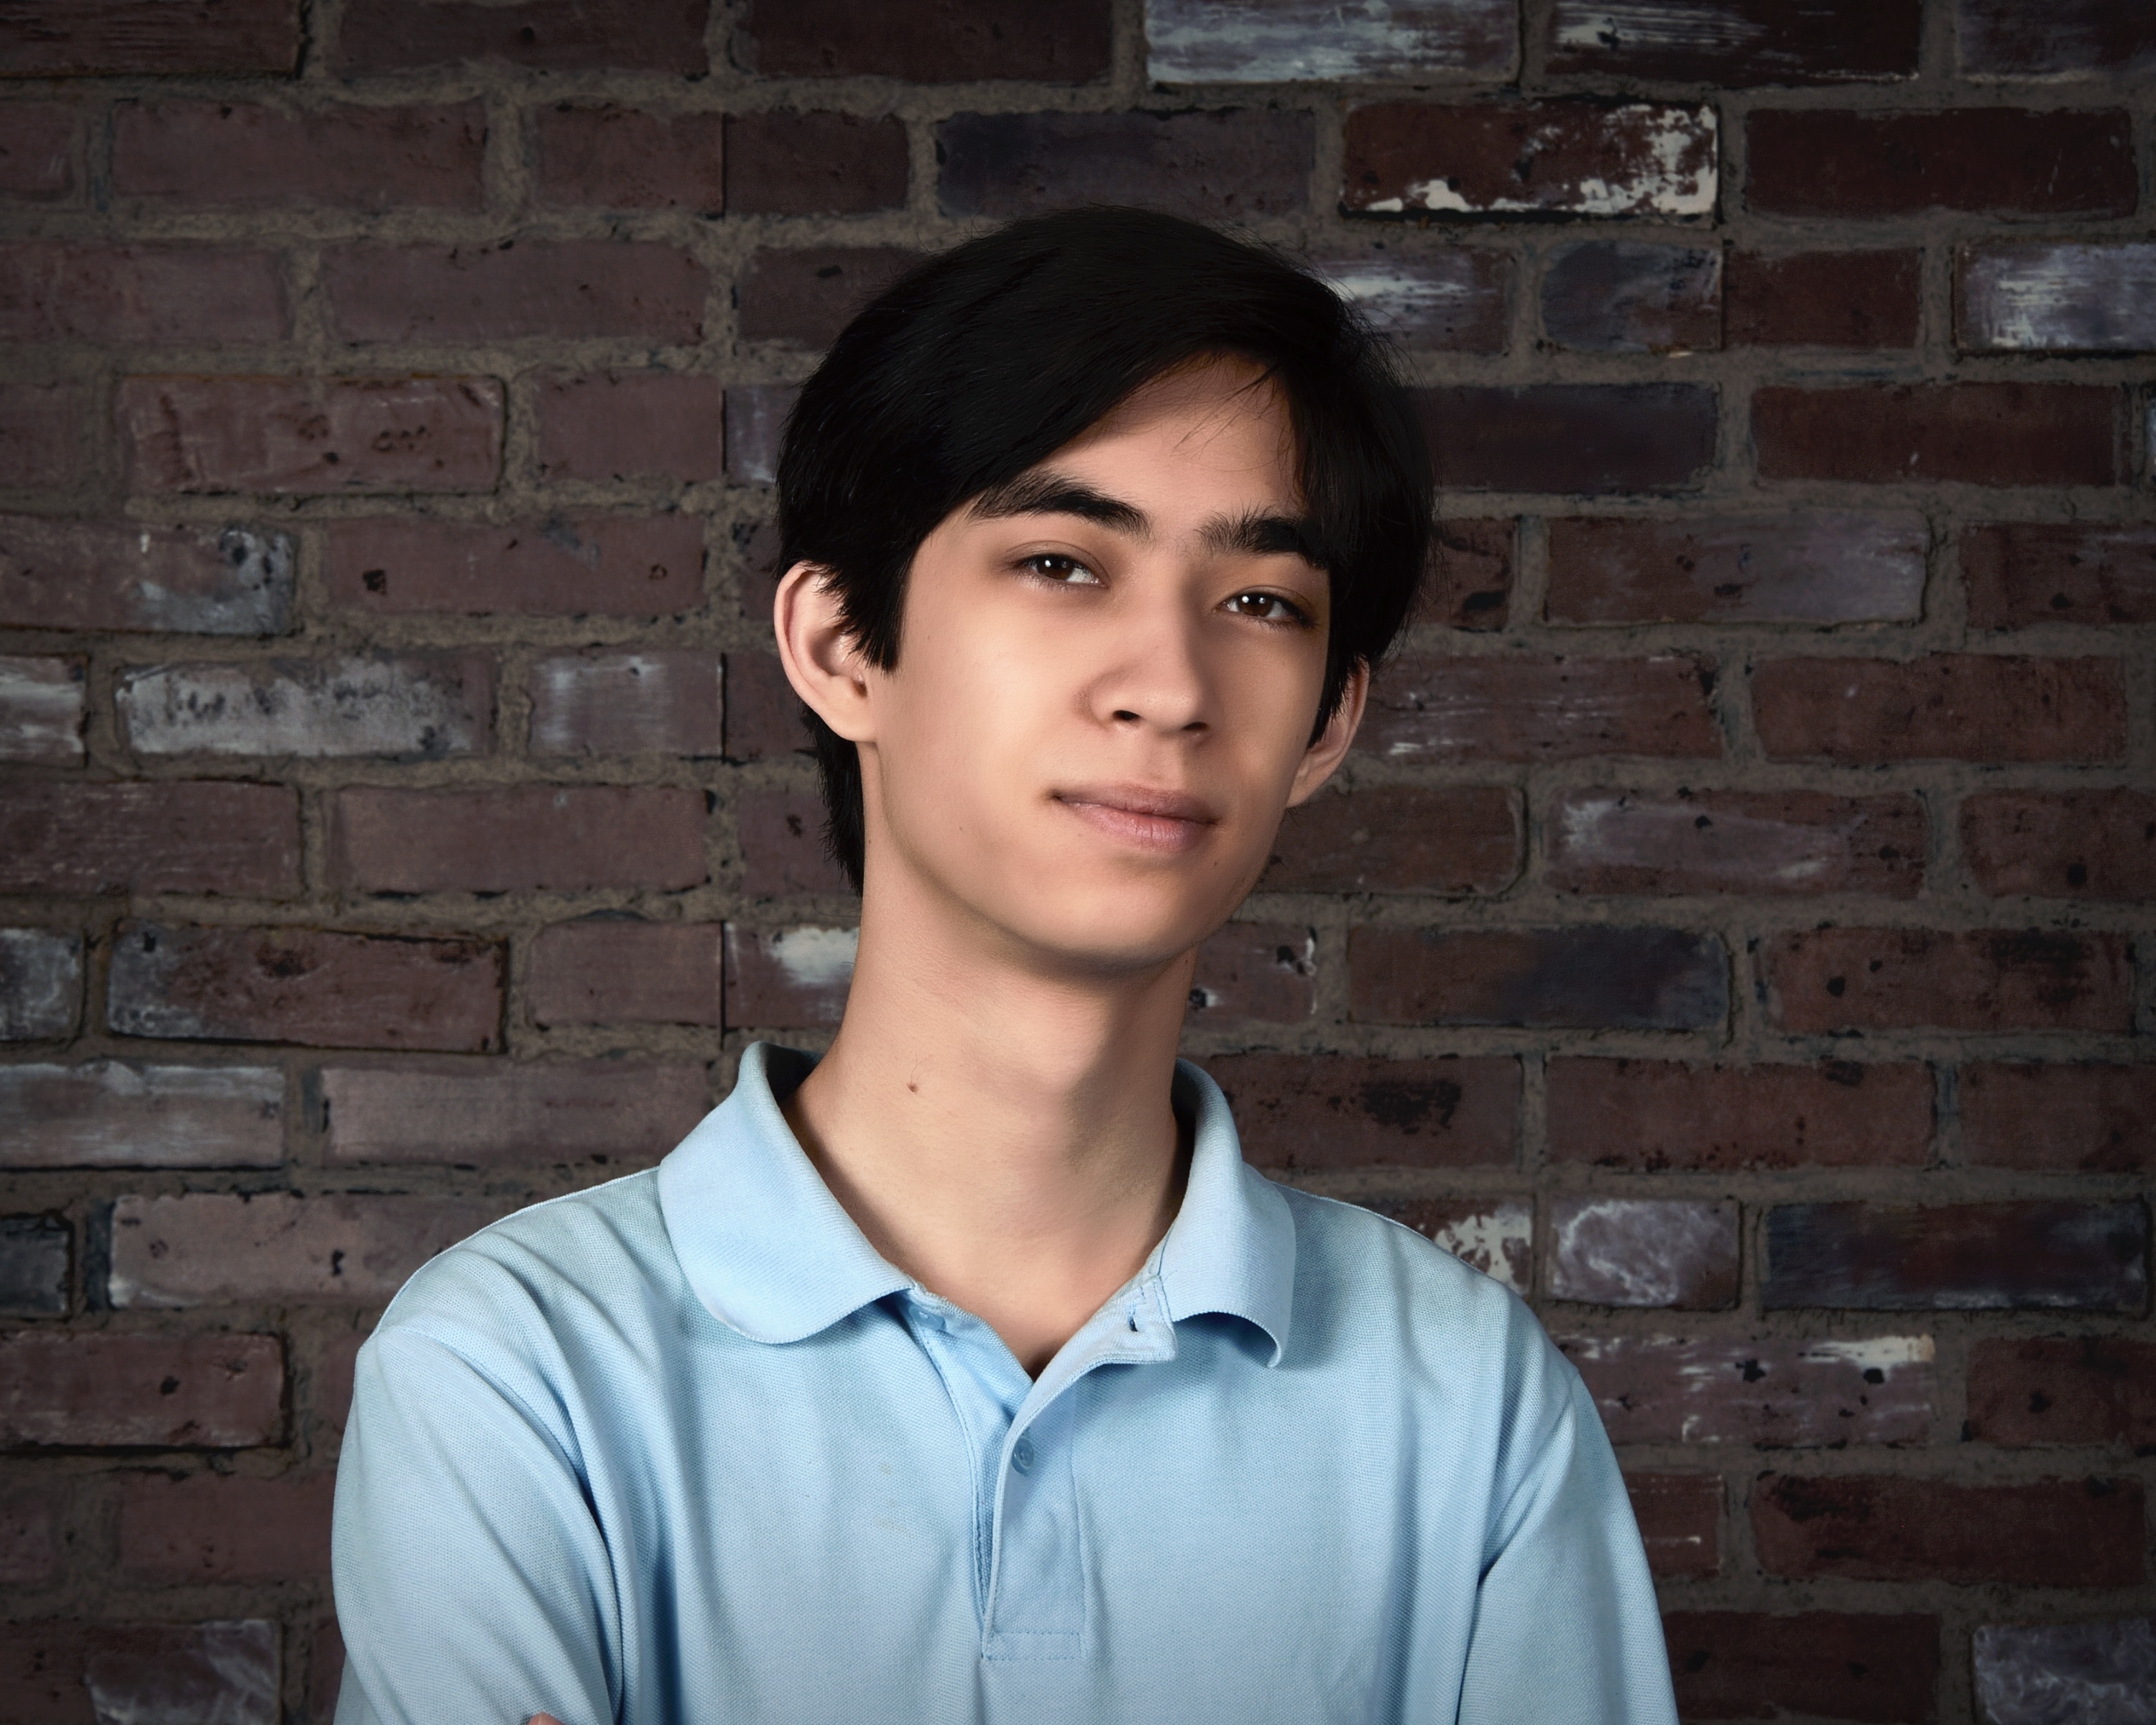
[773,560,877,744]
[1284,662,1368,809]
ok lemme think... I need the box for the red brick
[738,247,923,349]
[0,1062,283,1169]
[0,1620,280,1725]
[1764,927,2134,1034]
[1766,1200,2148,1311]
[1204,1054,1516,1171]
[723,111,908,216]
[1261,786,1519,895]
[338,0,708,72]
[528,922,724,1028]
[1959,242,2156,354]
[321,1059,709,1164]
[1725,249,1920,348]
[1542,243,1720,354]
[1566,1334,1935,1448]
[725,385,797,486]
[1345,101,1715,218]
[1749,109,2135,217]
[1967,1336,2156,1448]
[323,242,706,344]
[1754,656,2127,763]
[1755,383,2124,486]
[1547,0,1919,81]
[0,930,79,1044]
[740,0,1110,80]
[1960,0,2156,76]
[1623,1473,1719,1578]
[1354,1197,1531,1292]
[1662,1612,1938,1724]
[1548,788,1923,897]
[0,105,75,200]
[1349,925,1727,1030]
[1151,0,1514,80]
[1416,384,1717,494]
[119,376,502,496]
[0,243,285,344]
[530,648,721,758]
[1362,653,1718,764]
[1963,789,2156,901]
[0,518,295,635]
[332,786,706,894]
[0,656,85,765]
[939,110,1313,220]
[1,1213,68,1314]
[119,1471,333,1582]
[109,1192,502,1307]
[535,372,725,484]
[724,924,856,1029]
[0,1332,282,1448]
[117,653,492,760]
[1309,249,1511,357]
[1549,1198,1737,1308]
[738,786,849,897]
[108,923,503,1053]
[1547,1058,1932,1172]
[114,101,484,210]
[0,1,298,74]
[327,517,704,616]
[1546,512,1925,625]
[1189,924,1317,1026]
[0,1484,57,1584]
[1963,523,2156,627]
[535,106,723,213]
[0,781,300,896]
[1961,1063,2155,1173]
[1754,1473,2144,1586]
[723,650,808,760]
[0,382,80,487]
[1416,518,1512,627]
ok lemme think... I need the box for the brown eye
[1019,554,1101,585]
[1227,590,1302,623]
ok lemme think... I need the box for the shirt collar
[657,1041,1296,1363]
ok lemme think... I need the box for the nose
[1094,596,1212,737]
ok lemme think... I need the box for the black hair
[773,206,1432,890]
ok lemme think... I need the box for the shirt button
[1011,1435,1036,1475]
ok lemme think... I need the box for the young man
[332,209,1677,1724]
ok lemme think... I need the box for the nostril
[1112,709,1141,722]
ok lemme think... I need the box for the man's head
[772,208,1430,970]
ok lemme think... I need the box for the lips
[1052,783,1219,854]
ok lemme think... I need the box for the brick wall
[2,1,2152,1720]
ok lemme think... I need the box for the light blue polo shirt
[332,1044,1676,1725]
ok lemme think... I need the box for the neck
[781,860,1195,1376]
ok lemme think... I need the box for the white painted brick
[1148,0,1516,80]
[1961,242,2156,353]
[529,648,723,757]
[0,1061,283,1167]
[1973,1617,2156,1724]
[724,386,798,487]
[118,653,490,758]
[0,655,83,763]
[0,929,80,1041]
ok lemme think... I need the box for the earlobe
[773,560,877,744]
[1284,662,1369,808]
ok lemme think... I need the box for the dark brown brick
[1307,247,1511,356]
[0,1483,58,1583]
[1973,1620,2156,1724]
[739,0,1110,80]
[529,648,723,757]
[1764,1200,2148,1311]
[1754,656,2128,763]
[0,1331,282,1448]
[1189,924,1317,1026]
[535,372,725,485]
[1663,1612,1938,1724]
[1959,242,2156,354]
[0,105,73,200]
[0,1215,68,1314]
[119,1471,333,1582]
[1546,512,1925,625]
[318,1059,709,1162]
[1549,1197,1738,1308]
[1545,0,1920,82]
[535,107,724,213]
[106,923,504,1053]
[724,112,908,216]
[0,926,78,1040]
[1416,518,1513,627]
[1749,109,2136,217]
[0,655,84,765]
[1261,786,1519,895]
[1764,927,2134,1034]
[722,650,809,760]
[0,1,298,75]
[940,110,1313,220]
[1754,384,2124,486]
[1362,653,1719,763]
[0,1621,280,1725]
[0,244,285,344]
[1542,243,1720,354]
[1548,788,1923,897]
[327,518,705,617]
[1562,1333,1935,1445]
[1354,1197,1531,1292]
[1547,1058,1933,1171]
[323,242,706,344]
[1149,0,1516,80]
[1959,0,2156,76]
[0,382,80,487]
[1624,1474,1719,1578]
[1349,925,1728,1030]
[0,1062,284,1170]
[527,922,724,1028]
[313,1332,365,1435]
[1753,1473,2145,1586]
[338,0,708,73]
[332,786,706,894]
[0,518,295,635]
[1963,523,2156,627]
[739,786,851,897]
[1418,385,1716,494]
[731,518,785,620]
[309,1616,344,1725]
[724,924,856,1029]
[1961,1064,2156,1174]
[114,101,484,209]
[1967,1336,2156,1448]
[1204,1054,1516,1171]
[1963,790,2156,901]
[1344,101,1717,218]
[0,782,300,896]
[1725,249,1920,347]
[738,247,924,349]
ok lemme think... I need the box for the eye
[1017,553,1102,586]
[1224,589,1309,625]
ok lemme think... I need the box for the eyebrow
[969,468,1319,564]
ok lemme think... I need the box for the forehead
[1055,356,1296,473]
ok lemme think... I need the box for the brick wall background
[2,1,2152,1719]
